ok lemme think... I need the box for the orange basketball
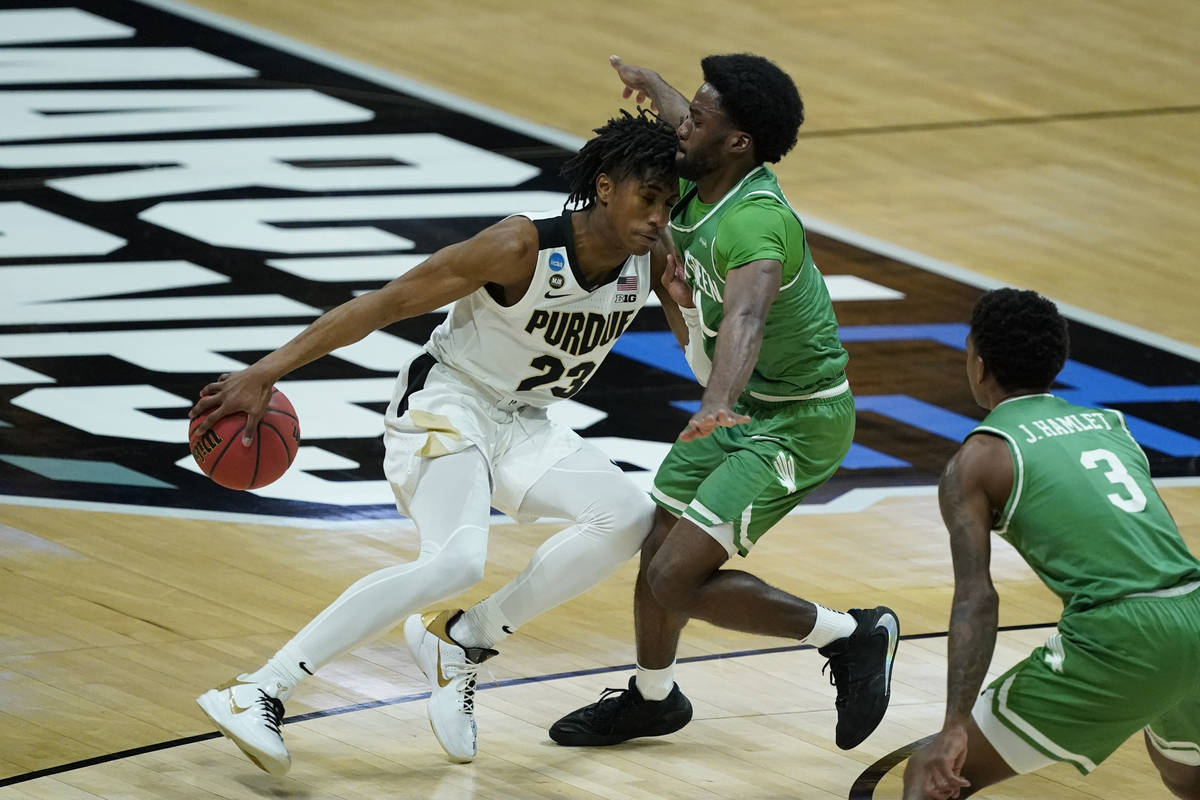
[188,388,300,490]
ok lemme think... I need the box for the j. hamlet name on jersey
[425,210,651,406]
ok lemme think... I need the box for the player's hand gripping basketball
[189,368,274,446]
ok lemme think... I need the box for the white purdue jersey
[425,210,652,407]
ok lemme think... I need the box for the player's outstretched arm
[189,216,538,439]
[907,436,1010,799]
[941,436,1011,726]
[678,258,779,441]
[610,56,690,128]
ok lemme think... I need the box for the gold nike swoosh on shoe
[436,648,452,688]
[214,677,255,714]
[228,693,253,714]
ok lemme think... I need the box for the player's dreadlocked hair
[970,288,1070,392]
[561,109,677,210]
[701,53,803,164]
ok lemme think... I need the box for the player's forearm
[700,311,762,406]
[641,72,690,127]
[254,293,393,382]
[665,302,691,353]
[677,306,711,385]
[943,586,999,727]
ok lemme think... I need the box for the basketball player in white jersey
[189,110,683,775]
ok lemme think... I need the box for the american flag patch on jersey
[617,274,639,292]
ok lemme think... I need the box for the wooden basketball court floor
[3,0,1199,797]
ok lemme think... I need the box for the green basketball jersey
[973,393,1200,615]
[668,165,848,401]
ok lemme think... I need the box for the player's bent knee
[427,534,487,591]
[572,496,652,562]
[610,501,655,556]
[639,506,677,568]
[427,559,484,597]
[583,492,653,533]
[645,558,696,613]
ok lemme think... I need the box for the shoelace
[256,689,285,736]
[822,657,853,708]
[442,662,496,715]
[583,686,637,729]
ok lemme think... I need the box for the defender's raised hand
[609,55,690,126]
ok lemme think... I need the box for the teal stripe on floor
[0,455,173,488]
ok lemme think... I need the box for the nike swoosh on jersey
[544,291,573,299]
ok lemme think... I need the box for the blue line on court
[628,324,1200,457]
[0,623,1057,788]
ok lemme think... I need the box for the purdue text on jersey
[524,309,638,357]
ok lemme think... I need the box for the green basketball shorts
[651,389,854,557]
[972,582,1200,774]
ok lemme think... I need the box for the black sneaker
[549,677,693,746]
[817,605,900,750]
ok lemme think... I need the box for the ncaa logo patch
[548,252,565,271]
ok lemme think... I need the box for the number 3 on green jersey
[1080,448,1148,513]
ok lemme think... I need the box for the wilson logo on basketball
[191,430,223,463]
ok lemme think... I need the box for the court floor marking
[3,7,1192,798]
[5,0,1195,524]
[143,0,1200,366]
[0,621,1057,790]
[804,103,1200,139]
[6,475,1198,528]
[850,734,938,799]
[3,0,1195,524]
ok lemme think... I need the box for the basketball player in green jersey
[551,54,899,752]
[904,289,1200,799]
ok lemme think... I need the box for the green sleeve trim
[714,200,794,276]
[971,426,1023,534]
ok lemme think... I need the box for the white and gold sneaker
[404,610,497,762]
[196,675,290,776]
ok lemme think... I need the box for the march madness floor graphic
[1,0,1197,521]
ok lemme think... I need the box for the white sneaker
[404,610,497,762]
[196,675,290,776]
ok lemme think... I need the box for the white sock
[244,643,309,700]
[802,604,858,648]
[449,595,513,650]
[635,662,675,701]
